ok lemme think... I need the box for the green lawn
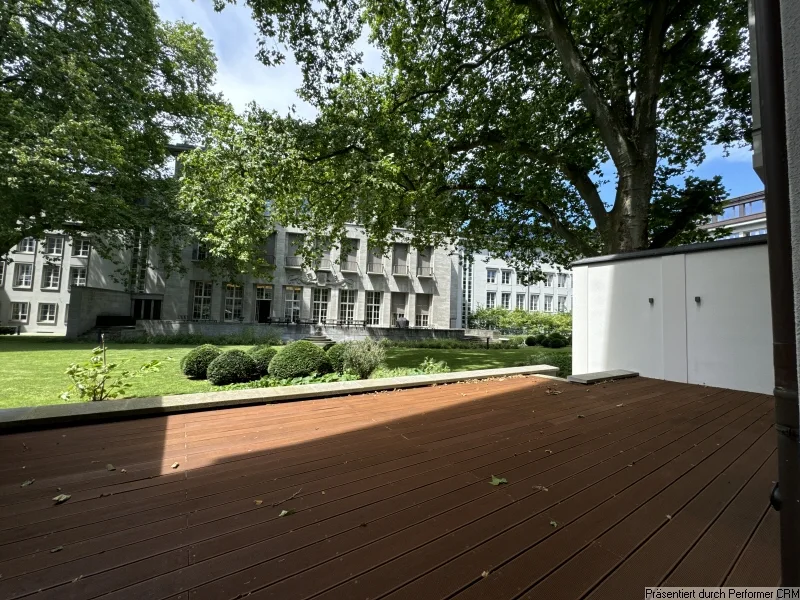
[0,337,570,409]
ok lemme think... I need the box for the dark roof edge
[571,234,768,267]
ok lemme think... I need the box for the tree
[182,0,748,273]
[0,0,220,271]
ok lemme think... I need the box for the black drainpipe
[754,0,800,586]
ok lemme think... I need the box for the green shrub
[326,342,352,374]
[268,340,332,380]
[527,351,572,377]
[547,337,567,348]
[61,346,161,401]
[181,344,222,379]
[418,357,450,374]
[493,340,520,349]
[525,335,537,347]
[507,335,526,346]
[342,338,386,379]
[379,338,483,349]
[248,345,279,377]
[207,350,260,385]
[134,326,284,346]
[534,333,547,345]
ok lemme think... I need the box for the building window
[312,288,329,322]
[486,269,496,284]
[38,303,57,323]
[284,286,302,321]
[17,238,35,253]
[415,293,431,327]
[0,261,5,287]
[486,291,496,308]
[558,296,568,313]
[72,239,91,257]
[516,294,525,310]
[720,205,739,221]
[192,281,213,320]
[254,284,273,322]
[530,294,539,311]
[501,292,510,309]
[544,295,553,312]
[10,302,28,322]
[65,304,69,325]
[41,264,60,290]
[501,270,512,285]
[545,273,555,287]
[14,263,33,288]
[391,292,407,326]
[743,200,765,215]
[191,243,208,261]
[44,236,64,256]
[365,291,381,325]
[224,284,243,322]
[69,266,87,289]
[339,289,356,323]
[558,273,569,288]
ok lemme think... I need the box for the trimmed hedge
[525,335,537,347]
[268,341,332,380]
[207,350,260,385]
[248,345,278,377]
[326,342,351,374]
[181,344,222,379]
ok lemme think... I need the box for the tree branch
[528,0,634,168]
[300,144,365,164]
[632,0,669,152]
[648,202,706,249]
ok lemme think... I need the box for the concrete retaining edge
[0,365,559,431]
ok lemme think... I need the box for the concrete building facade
[701,190,767,240]
[460,251,573,328]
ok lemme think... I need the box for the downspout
[753,0,800,586]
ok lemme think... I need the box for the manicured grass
[0,337,570,409]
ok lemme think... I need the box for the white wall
[572,240,773,394]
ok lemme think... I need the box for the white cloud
[155,0,383,119]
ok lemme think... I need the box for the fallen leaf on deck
[545,450,553,454]
[533,485,549,492]
[20,479,35,487]
[254,500,263,506]
[545,388,563,395]
[120,469,127,473]
[52,494,71,504]
[50,546,63,553]
[489,475,508,486]
[106,464,115,471]
[616,403,624,407]
[360,523,368,527]
[171,463,180,469]
[550,520,559,528]
[577,414,585,418]
[481,571,490,578]
[278,509,296,517]
[665,514,672,520]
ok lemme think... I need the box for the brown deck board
[0,376,779,600]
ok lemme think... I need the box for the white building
[460,251,573,328]
[701,190,767,239]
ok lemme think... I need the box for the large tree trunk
[606,165,653,253]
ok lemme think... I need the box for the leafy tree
[0,0,220,270]
[184,0,748,272]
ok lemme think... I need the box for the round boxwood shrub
[248,345,278,377]
[543,333,567,348]
[268,341,332,380]
[326,342,351,374]
[207,350,260,385]
[534,333,547,345]
[525,335,537,347]
[181,344,222,379]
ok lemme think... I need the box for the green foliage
[181,344,222,379]
[207,350,260,385]
[326,342,352,374]
[61,347,160,402]
[542,333,568,349]
[0,0,220,263]
[134,327,283,346]
[470,309,572,338]
[217,371,359,391]
[417,357,450,374]
[342,338,386,379]
[248,345,279,378]
[525,336,537,347]
[185,0,749,277]
[371,357,451,378]
[268,340,332,380]
[381,338,483,350]
[526,351,572,378]
[506,335,526,347]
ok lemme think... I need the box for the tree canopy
[0,0,219,271]
[181,0,748,275]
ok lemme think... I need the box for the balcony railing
[392,265,410,276]
[416,266,434,277]
[367,262,384,275]
[285,256,303,268]
[340,260,359,273]
[315,258,332,271]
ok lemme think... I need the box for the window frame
[339,289,356,323]
[44,236,64,256]
[192,281,213,321]
[72,238,91,257]
[69,266,87,289]
[486,291,496,308]
[501,270,512,285]
[13,263,33,288]
[284,285,302,321]
[223,284,244,322]
[38,303,58,323]
[530,294,539,311]
[17,238,36,254]
[365,290,382,326]
[41,263,61,290]
[10,302,29,322]
[486,269,497,284]
[312,288,330,322]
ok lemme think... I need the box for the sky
[155,0,765,204]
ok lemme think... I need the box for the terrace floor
[0,376,780,600]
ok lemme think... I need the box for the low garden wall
[120,320,467,343]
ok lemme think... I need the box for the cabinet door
[685,246,773,393]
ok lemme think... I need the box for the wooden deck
[0,376,779,599]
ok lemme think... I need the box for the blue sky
[156,0,764,204]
